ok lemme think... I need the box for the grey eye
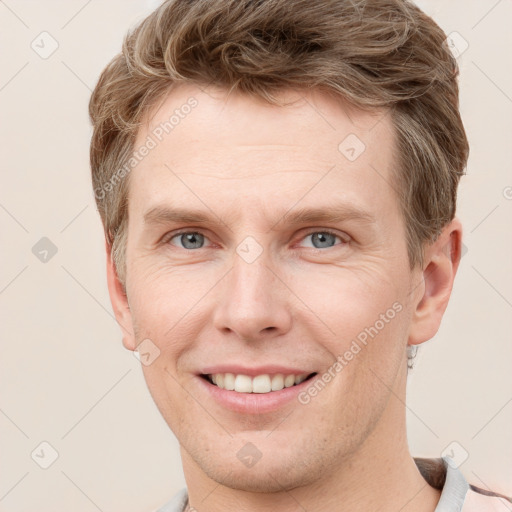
[174,232,205,249]
[309,232,337,249]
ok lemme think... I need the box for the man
[89,0,509,510]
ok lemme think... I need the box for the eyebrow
[142,204,375,228]
[278,205,375,227]
[144,206,212,225]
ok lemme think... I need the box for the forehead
[129,84,398,221]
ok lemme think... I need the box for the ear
[105,240,136,351]
[408,218,463,346]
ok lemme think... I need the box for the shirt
[155,456,511,511]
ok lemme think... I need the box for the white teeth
[294,374,307,385]
[234,374,252,393]
[284,374,295,388]
[252,375,271,393]
[271,374,284,391]
[208,372,310,393]
[224,373,235,391]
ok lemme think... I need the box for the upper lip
[199,365,316,377]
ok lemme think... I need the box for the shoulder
[414,456,512,512]
[462,485,512,512]
[154,487,188,512]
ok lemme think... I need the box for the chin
[204,463,312,493]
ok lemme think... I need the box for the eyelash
[162,229,348,250]
[296,229,346,249]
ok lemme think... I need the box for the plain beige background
[1,0,511,510]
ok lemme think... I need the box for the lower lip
[197,375,316,414]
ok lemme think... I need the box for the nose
[212,254,292,341]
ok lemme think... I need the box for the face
[117,85,424,491]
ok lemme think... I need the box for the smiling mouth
[201,372,317,394]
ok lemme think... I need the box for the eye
[299,231,344,249]
[168,231,208,250]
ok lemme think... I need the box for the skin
[107,84,462,511]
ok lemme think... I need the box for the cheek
[287,263,406,341]
[289,264,409,408]
[127,263,218,339]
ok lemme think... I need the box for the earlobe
[408,219,463,346]
[105,240,136,351]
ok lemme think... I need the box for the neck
[181,366,441,511]
[182,442,439,512]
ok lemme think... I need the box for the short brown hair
[89,0,469,284]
